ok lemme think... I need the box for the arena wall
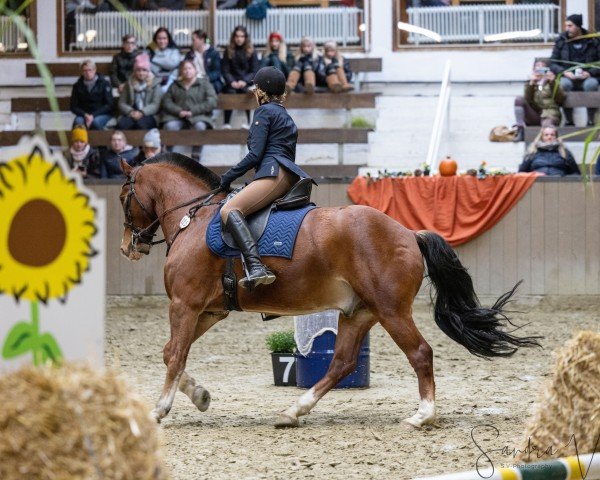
[92,177,600,297]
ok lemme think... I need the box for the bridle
[122,165,222,256]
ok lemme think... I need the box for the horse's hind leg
[378,304,436,428]
[152,304,225,422]
[276,309,376,428]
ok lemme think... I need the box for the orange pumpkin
[439,156,457,176]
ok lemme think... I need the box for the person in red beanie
[260,31,295,79]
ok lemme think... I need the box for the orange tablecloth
[347,173,539,246]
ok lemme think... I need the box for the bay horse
[119,153,539,428]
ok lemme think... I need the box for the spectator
[117,53,162,130]
[322,40,353,93]
[221,25,259,129]
[518,126,580,176]
[161,59,217,162]
[513,59,566,142]
[184,29,223,93]
[64,125,100,178]
[131,128,163,166]
[133,0,185,9]
[100,130,138,178]
[550,14,600,126]
[260,32,294,78]
[286,36,319,94]
[111,34,140,93]
[148,27,182,92]
[70,59,114,130]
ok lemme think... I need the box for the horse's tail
[414,230,541,358]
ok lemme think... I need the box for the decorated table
[347,173,539,246]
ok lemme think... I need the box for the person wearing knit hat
[130,128,162,167]
[117,52,162,131]
[65,125,100,178]
[260,31,294,79]
[550,13,600,126]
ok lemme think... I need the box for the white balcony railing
[0,15,26,52]
[406,3,560,44]
[73,7,363,51]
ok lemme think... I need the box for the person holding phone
[513,59,566,141]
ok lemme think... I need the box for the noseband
[122,166,221,255]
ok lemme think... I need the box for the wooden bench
[25,58,382,90]
[0,128,371,164]
[10,92,379,133]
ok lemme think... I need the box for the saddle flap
[221,205,272,249]
[274,178,313,210]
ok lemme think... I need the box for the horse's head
[119,159,160,260]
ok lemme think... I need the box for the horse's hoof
[192,387,211,412]
[274,412,299,428]
[402,418,422,429]
[151,409,163,424]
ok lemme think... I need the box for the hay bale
[0,363,168,479]
[517,331,600,462]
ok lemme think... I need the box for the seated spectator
[322,40,353,93]
[518,126,580,176]
[513,59,565,142]
[133,0,185,9]
[100,130,138,178]
[64,125,100,178]
[161,59,217,162]
[148,27,182,92]
[550,14,600,126]
[221,25,259,129]
[70,59,114,130]
[111,34,140,93]
[286,36,320,94]
[131,128,163,166]
[117,53,162,130]
[260,32,294,79]
[184,29,223,93]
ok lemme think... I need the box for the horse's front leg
[152,299,204,423]
[177,312,228,412]
[276,309,376,428]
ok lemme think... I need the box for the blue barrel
[296,331,370,388]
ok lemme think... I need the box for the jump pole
[414,453,600,480]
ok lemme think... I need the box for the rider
[219,66,312,290]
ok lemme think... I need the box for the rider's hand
[219,178,231,192]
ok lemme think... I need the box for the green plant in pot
[265,331,297,387]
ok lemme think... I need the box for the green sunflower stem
[30,300,41,366]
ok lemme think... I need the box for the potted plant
[265,331,297,386]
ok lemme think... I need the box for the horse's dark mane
[143,152,221,190]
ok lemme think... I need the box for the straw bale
[0,363,168,480]
[517,331,600,462]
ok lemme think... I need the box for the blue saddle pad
[206,205,317,259]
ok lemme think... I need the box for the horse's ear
[121,158,133,176]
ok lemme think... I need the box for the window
[394,0,562,48]
[0,0,36,56]
[58,0,366,54]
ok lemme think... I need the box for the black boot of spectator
[513,125,524,142]
[587,108,597,126]
[564,108,575,126]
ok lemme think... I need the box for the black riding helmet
[253,66,286,96]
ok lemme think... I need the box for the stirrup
[239,269,276,290]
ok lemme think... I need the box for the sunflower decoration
[0,140,98,366]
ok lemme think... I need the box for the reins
[123,165,223,256]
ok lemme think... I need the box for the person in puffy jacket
[161,59,217,161]
[70,59,114,130]
[285,36,320,94]
[117,53,162,130]
[321,40,353,93]
[99,130,138,178]
[518,126,580,176]
[110,34,141,92]
[64,125,101,178]
[184,29,223,94]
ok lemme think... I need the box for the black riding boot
[563,108,575,126]
[225,210,276,289]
